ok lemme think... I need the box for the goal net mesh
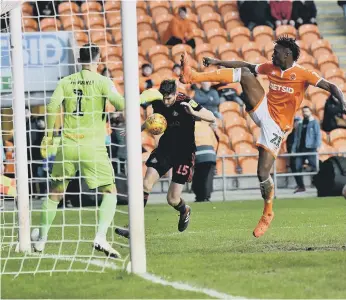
[1,0,133,276]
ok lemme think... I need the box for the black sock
[173,199,186,214]
[143,192,149,207]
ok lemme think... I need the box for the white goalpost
[1,0,146,275]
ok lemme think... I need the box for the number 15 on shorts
[176,165,190,175]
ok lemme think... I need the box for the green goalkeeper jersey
[47,69,124,144]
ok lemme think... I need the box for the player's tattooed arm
[203,57,257,74]
[317,79,346,112]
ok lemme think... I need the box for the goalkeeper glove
[40,136,54,159]
[140,89,163,105]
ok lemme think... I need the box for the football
[145,113,167,135]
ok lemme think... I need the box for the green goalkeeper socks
[97,193,117,238]
[40,197,59,238]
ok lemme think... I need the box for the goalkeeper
[31,44,124,258]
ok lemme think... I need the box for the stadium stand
[3,0,346,181]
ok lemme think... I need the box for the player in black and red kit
[115,80,215,238]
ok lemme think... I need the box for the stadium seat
[81,1,102,14]
[274,157,288,173]
[74,32,89,45]
[22,18,38,32]
[195,43,214,61]
[137,15,153,32]
[311,39,332,58]
[224,112,247,131]
[246,115,258,131]
[58,1,79,18]
[172,44,193,63]
[320,130,329,144]
[107,62,123,75]
[90,30,112,44]
[242,42,262,61]
[195,1,215,15]
[330,128,346,143]
[206,27,228,46]
[318,142,335,162]
[138,30,158,53]
[215,118,224,131]
[104,1,120,12]
[230,27,251,51]
[136,1,148,16]
[85,15,105,29]
[240,157,258,174]
[22,2,34,16]
[217,132,230,146]
[216,158,237,175]
[228,128,253,147]
[217,42,237,59]
[217,0,238,17]
[217,144,234,157]
[264,42,274,60]
[152,59,174,73]
[299,24,320,45]
[112,30,122,44]
[200,12,222,31]
[149,1,170,19]
[40,18,62,31]
[253,26,274,50]
[223,11,243,32]
[275,25,297,39]
[219,101,241,114]
[324,68,345,86]
[295,40,309,56]
[331,138,346,152]
[297,53,316,69]
[300,99,313,110]
[148,45,170,64]
[246,55,267,65]
[191,28,205,45]
[61,16,84,31]
[106,11,121,29]
[317,54,339,74]
[313,97,327,114]
[154,14,173,38]
[251,126,261,141]
[101,45,122,62]
[186,13,199,29]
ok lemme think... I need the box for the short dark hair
[173,63,181,70]
[79,43,100,63]
[302,106,311,111]
[275,36,300,61]
[159,80,177,96]
[178,6,187,13]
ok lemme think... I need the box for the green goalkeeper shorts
[51,140,115,190]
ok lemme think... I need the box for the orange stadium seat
[264,42,274,60]
[216,158,237,175]
[186,13,199,29]
[330,128,346,143]
[318,142,336,162]
[300,99,313,110]
[148,45,170,64]
[107,62,123,76]
[217,132,230,147]
[40,18,62,31]
[85,15,105,29]
[251,126,261,141]
[200,12,222,31]
[240,157,258,174]
[321,130,329,144]
[112,30,122,44]
[307,85,327,100]
[152,59,174,73]
[242,42,262,61]
[149,1,170,19]
[217,0,238,17]
[191,28,205,45]
[247,115,258,131]
[104,1,120,12]
[299,24,320,45]
[247,55,267,65]
[229,128,253,147]
[324,68,345,86]
[172,44,193,62]
[313,97,327,114]
[317,54,339,74]
[195,43,214,61]
[230,27,251,51]
[195,1,215,15]
[311,39,332,58]
[81,1,102,14]
[136,1,148,16]
[22,18,38,32]
[206,27,228,46]
[61,16,84,31]
[297,53,316,69]
[106,11,121,29]
[219,101,241,114]
[274,157,288,173]
[224,113,247,131]
[217,42,238,59]
[331,139,346,153]
[101,45,122,62]
[58,1,79,18]
[137,15,153,32]
[217,144,234,157]
[276,25,297,39]
[154,14,173,37]
[253,26,274,50]
[138,30,158,53]
[91,30,112,44]
[215,118,224,130]
[223,11,243,32]
[74,32,89,45]
[295,40,309,56]
[22,2,34,16]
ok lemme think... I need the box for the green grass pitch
[1,197,346,299]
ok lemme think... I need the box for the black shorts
[145,148,195,184]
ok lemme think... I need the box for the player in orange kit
[180,36,345,238]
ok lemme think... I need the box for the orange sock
[263,199,273,215]
[191,68,240,83]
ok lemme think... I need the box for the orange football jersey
[256,62,322,131]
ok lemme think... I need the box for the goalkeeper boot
[178,205,191,232]
[31,228,47,252]
[93,235,121,259]
[115,226,130,239]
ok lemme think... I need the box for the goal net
[1,0,145,276]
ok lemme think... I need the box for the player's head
[302,106,312,119]
[159,79,177,107]
[178,6,187,19]
[272,36,300,68]
[78,43,100,70]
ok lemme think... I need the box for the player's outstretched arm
[181,102,216,123]
[203,57,257,74]
[317,79,346,112]
[106,80,125,111]
[46,82,65,138]
[140,89,163,105]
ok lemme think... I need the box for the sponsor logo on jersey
[269,82,294,94]
[150,157,158,163]
[172,110,179,116]
[188,99,198,108]
[290,73,296,80]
